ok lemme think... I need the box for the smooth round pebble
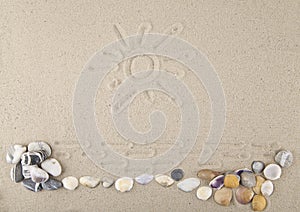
[252,161,265,174]
[80,176,100,188]
[252,195,267,211]
[214,187,233,206]
[41,158,62,177]
[209,175,224,189]
[253,176,266,195]
[224,174,239,188]
[171,169,184,181]
[263,164,282,180]
[196,186,212,200]
[261,180,274,197]
[240,172,256,187]
[235,186,254,204]
[135,174,153,185]
[28,141,52,157]
[275,150,293,168]
[30,167,49,183]
[177,178,200,192]
[115,177,134,192]
[197,169,222,181]
[62,176,79,190]
[155,174,174,187]
[102,177,114,188]
[6,144,27,164]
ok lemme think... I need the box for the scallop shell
[115,177,134,192]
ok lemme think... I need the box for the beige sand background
[0,0,299,211]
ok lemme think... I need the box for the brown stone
[197,169,222,181]
[252,195,267,211]
[253,176,265,194]
[214,187,232,206]
[235,186,254,204]
[224,174,239,188]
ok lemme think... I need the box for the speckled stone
[197,169,222,181]
[79,176,101,188]
[261,180,274,197]
[214,187,233,206]
[240,172,256,187]
[10,162,24,183]
[196,186,212,201]
[42,178,63,190]
[253,176,266,195]
[235,186,254,204]
[224,174,239,188]
[251,161,265,174]
[263,164,282,180]
[135,174,153,185]
[171,169,184,181]
[115,177,134,192]
[6,144,27,164]
[62,176,79,190]
[275,150,293,168]
[22,179,42,192]
[177,178,200,192]
[252,195,267,211]
[155,174,174,187]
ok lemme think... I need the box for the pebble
[155,174,174,187]
[253,176,266,195]
[6,144,27,164]
[62,176,79,190]
[177,178,200,192]
[21,151,47,166]
[22,179,42,192]
[10,162,24,183]
[79,176,101,188]
[115,177,134,192]
[261,180,274,197]
[240,171,256,187]
[275,150,293,168]
[235,186,254,204]
[214,187,232,206]
[41,158,62,177]
[28,141,52,157]
[252,195,267,211]
[197,169,222,181]
[102,177,114,188]
[252,161,265,174]
[171,169,184,181]
[22,165,37,179]
[30,166,49,183]
[263,164,282,180]
[209,175,224,189]
[224,174,239,188]
[196,186,212,201]
[135,174,154,185]
[42,178,63,190]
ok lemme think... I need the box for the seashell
[240,172,256,187]
[155,174,174,187]
[102,177,114,188]
[21,150,47,166]
[62,176,79,190]
[235,186,254,204]
[263,164,282,180]
[197,169,222,181]
[177,178,200,192]
[196,186,212,201]
[214,187,232,206]
[251,161,265,174]
[22,179,42,192]
[135,174,153,185]
[209,175,224,189]
[30,166,49,183]
[22,165,37,179]
[224,174,239,188]
[41,158,62,177]
[261,180,274,197]
[28,141,52,157]
[42,178,63,190]
[10,162,24,183]
[234,168,252,177]
[253,176,266,195]
[115,177,134,192]
[252,195,267,211]
[171,169,184,181]
[275,150,293,168]
[79,176,101,188]
[6,144,27,164]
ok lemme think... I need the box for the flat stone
[41,158,62,177]
[263,164,282,180]
[42,178,63,190]
[275,150,293,168]
[261,180,274,197]
[22,179,42,192]
[197,169,222,181]
[209,175,224,189]
[22,165,37,179]
[28,141,52,157]
[252,161,265,174]
[6,144,27,164]
[240,172,256,187]
[155,174,174,187]
[62,176,79,190]
[79,176,101,188]
[10,162,24,183]
[196,186,212,200]
[30,166,49,183]
[21,150,47,166]
[214,187,232,206]
[135,174,153,185]
[252,195,267,211]
[102,177,114,188]
[235,186,254,204]
[253,176,266,195]
[224,174,239,188]
[115,177,134,192]
[171,169,184,181]
[177,178,200,192]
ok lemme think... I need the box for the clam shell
[62,176,79,190]
[79,176,101,188]
[240,172,256,187]
[252,195,267,211]
[214,187,232,206]
[261,180,274,197]
[6,144,27,164]
[155,174,174,187]
[275,150,293,168]
[263,164,282,180]
[177,178,200,192]
[115,177,134,192]
[209,175,224,189]
[28,141,52,157]
[41,158,62,177]
[135,174,153,185]
[196,186,212,200]
[197,169,222,181]
[224,174,239,188]
[253,176,266,195]
[235,186,254,204]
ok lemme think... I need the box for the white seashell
[177,178,200,192]
[261,180,274,196]
[196,186,213,200]
[30,166,49,183]
[135,174,154,185]
[102,177,114,188]
[79,176,100,188]
[115,177,134,192]
[155,174,174,187]
[6,144,27,164]
[41,158,62,177]
[263,164,282,180]
[28,141,52,157]
[62,176,79,190]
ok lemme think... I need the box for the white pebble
[30,166,49,183]
[79,176,100,188]
[28,141,52,157]
[62,176,79,190]
[115,177,134,192]
[261,180,274,196]
[177,178,200,192]
[41,158,62,177]
[6,144,27,164]
[102,177,114,188]
[196,186,213,200]
[263,164,282,180]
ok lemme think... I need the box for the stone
[22,179,42,192]
[135,174,153,185]
[240,172,256,187]
[197,169,222,181]
[42,178,63,190]
[6,144,27,164]
[21,150,47,166]
[235,186,254,204]
[177,178,200,192]
[115,177,134,192]
[30,166,49,183]
[62,176,79,190]
[261,180,274,197]
[209,175,224,189]
[10,162,24,183]
[252,195,267,211]
[102,177,114,188]
[28,141,52,157]
[253,176,266,195]
[22,165,37,179]
[275,150,293,168]
[263,164,282,180]
[41,158,62,177]
[79,176,101,188]
[224,174,239,188]
[214,187,232,206]
[155,174,174,187]
[252,161,265,174]
[196,186,212,201]
[171,169,184,181]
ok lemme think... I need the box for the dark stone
[22,179,42,192]
[10,162,24,183]
[171,169,184,181]
[42,178,63,190]
[21,150,48,166]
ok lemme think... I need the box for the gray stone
[42,178,63,190]
[240,172,256,187]
[171,169,184,181]
[21,150,48,166]
[10,162,24,183]
[251,161,265,174]
[22,179,42,192]
[275,150,293,168]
